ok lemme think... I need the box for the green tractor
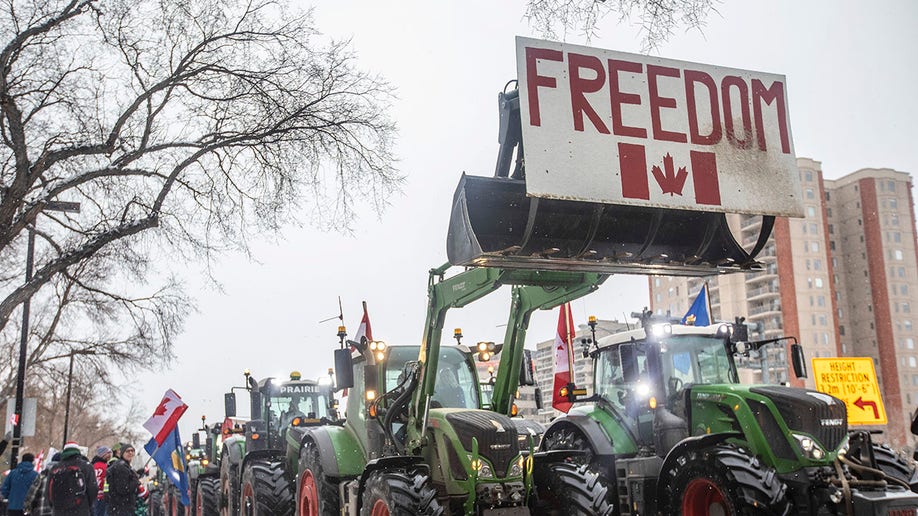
[186,417,221,516]
[537,311,918,514]
[295,265,609,515]
[220,371,336,516]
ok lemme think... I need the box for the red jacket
[91,457,108,500]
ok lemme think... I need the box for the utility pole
[10,200,81,468]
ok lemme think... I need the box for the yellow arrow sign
[812,357,887,426]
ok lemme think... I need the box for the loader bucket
[447,174,773,276]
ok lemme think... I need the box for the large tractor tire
[532,461,614,516]
[662,443,790,515]
[150,490,165,516]
[872,443,918,492]
[240,459,294,516]
[360,468,443,516]
[297,441,340,516]
[197,477,221,516]
[220,451,240,516]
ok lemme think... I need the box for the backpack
[49,463,87,510]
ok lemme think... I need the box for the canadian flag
[143,389,188,446]
[354,301,373,345]
[619,143,722,206]
[552,303,576,413]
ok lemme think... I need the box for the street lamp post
[62,352,75,448]
[10,200,81,468]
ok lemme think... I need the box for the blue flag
[682,283,712,326]
[144,426,190,506]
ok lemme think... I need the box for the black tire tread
[663,443,790,515]
[359,469,443,516]
[873,443,918,492]
[298,441,340,514]
[534,461,614,516]
[198,477,220,516]
[242,460,294,516]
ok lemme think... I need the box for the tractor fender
[541,414,617,458]
[298,425,366,478]
[655,431,742,499]
[222,435,247,467]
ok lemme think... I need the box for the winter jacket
[104,459,139,516]
[24,465,53,516]
[47,453,97,516]
[91,456,108,500]
[1,460,39,510]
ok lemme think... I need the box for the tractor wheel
[220,451,240,516]
[297,441,340,516]
[663,443,790,515]
[197,477,221,516]
[873,443,918,492]
[359,468,443,516]
[150,490,165,516]
[541,424,595,464]
[532,461,614,516]
[188,482,197,516]
[240,459,294,516]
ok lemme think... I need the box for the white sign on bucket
[516,36,803,217]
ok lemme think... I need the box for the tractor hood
[749,385,847,451]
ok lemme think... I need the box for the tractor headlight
[508,456,524,478]
[793,433,826,460]
[469,456,493,478]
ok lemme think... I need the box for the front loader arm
[411,265,509,429]
[490,273,607,415]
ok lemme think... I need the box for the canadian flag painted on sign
[618,143,722,206]
[551,303,576,413]
[143,389,188,446]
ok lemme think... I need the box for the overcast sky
[131,0,918,441]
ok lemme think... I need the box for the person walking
[24,452,60,516]
[1,452,39,516]
[47,442,96,516]
[104,444,139,516]
[91,446,112,516]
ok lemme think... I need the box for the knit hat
[61,441,81,459]
[96,445,112,456]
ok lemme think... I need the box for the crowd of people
[1,437,148,516]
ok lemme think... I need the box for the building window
[910,356,916,368]
[806,188,815,199]
[815,278,824,288]
[895,250,904,261]
[905,303,911,314]
[908,338,915,349]
[840,325,846,336]
[906,320,913,331]
[807,206,816,217]
[888,180,896,191]
[890,198,898,209]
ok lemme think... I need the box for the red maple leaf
[651,153,688,196]
[153,399,169,416]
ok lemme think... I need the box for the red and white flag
[143,389,188,446]
[552,303,576,413]
[354,301,373,345]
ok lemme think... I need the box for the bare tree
[0,0,401,343]
[525,0,717,52]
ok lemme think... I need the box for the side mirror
[334,348,355,390]
[791,343,807,379]
[250,391,263,420]
[224,393,237,418]
[519,350,536,386]
[192,433,201,449]
[534,387,543,410]
[620,344,639,383]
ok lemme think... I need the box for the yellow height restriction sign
[812,358,887,426]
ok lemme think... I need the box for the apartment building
[650,158,917,448]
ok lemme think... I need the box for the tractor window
[431,347,480,409]
[266,383,329,428]
[384,347,417,392]
[658,335,738,400]
[594,345,641,413]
